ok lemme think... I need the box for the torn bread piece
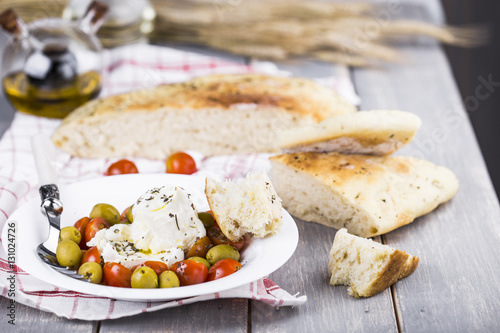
[205,172,283,242]
[328,228,419,298]
[269,152,459,237]
[52,74,356,159]
[279,110,421,155]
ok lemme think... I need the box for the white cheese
[87,185,206,269]
[130,185,206,254]
[87,224,184,269]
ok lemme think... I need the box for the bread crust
[279,110,421,156]
[363,249,419,297]
[60,74,355,124]
[270,152,459,237]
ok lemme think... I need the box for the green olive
[205,244,240,265]
[188,256,211,270]
[198,212,215,229]
[56,240,82,267]
[90,203,120,225]
[126,204,134,223]
[131,266,158,288]
[159,271,180,288]
[186,236,212,258]
[78,262,103,284]
[58,226,81,244]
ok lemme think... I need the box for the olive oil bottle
[0,2,107,119]
[3,70,102,119]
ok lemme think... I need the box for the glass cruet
[0,1,108,119]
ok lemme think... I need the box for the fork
[32,135,90,281]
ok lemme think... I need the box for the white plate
[2,174,298,302]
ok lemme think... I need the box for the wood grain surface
[251,221,398,333]
[1,2,500,333]
[353,6,500,332]
[100,299,248,333]
[0,296,96,332]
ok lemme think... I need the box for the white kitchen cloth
[0,43,359,320]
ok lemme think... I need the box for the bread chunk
[205,172,283,241]
[269,152,459,237]
[328,228,419,298]
[279,110,421,155]
[52,74,356,158]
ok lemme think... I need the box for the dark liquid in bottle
[3,42,101,119]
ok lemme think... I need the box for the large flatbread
[269,152,459,237]
[52,74,356,158]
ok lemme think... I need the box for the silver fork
[32,135,90,281]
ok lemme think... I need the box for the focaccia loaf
[52,74,356,159]
[279,110,421,155]
[269,152,459,237]
[329,228,419,298]
[205,172,283,241]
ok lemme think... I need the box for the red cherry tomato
[74,217,91,250]
[207,259,242,281]
[166,152,197,175]
[81,246,101,265]
[84,217,110,243]
[103,262,132,288]
[134,261,169,277]
[170,260,208,286]
[207,225,245,251]
[106,159,139,176]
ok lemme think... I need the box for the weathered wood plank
[99,298,248,333]
[2,3,499,332]
[251,219,398,333]
[353,6,500,332]
[0,32,15,140]
[0,296,96,333]
[0,91,14,140]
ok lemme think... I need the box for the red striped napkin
[0,44,358,320]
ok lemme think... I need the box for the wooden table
[1,3,500,332]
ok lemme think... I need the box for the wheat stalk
[150,0,484,66]
[207,40,289,60]
[0,0,485,67]
[313,51,373,67]
[379,20,488,47]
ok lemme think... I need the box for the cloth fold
[0,44,358,320]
